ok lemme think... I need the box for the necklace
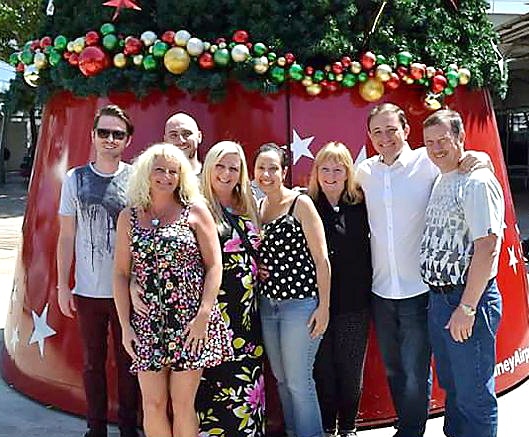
[149,208,172,228]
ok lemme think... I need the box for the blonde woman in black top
[255,143,331,437]
[308,142,372,437]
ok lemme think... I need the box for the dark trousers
[75,295,139,434]
[372,293,432,437]
[428,280,501,437]
[314,309,370,433]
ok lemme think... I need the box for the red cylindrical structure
[2,83,529,432]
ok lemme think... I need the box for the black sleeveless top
[259,195,318,300]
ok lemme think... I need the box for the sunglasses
[95,128,128,141]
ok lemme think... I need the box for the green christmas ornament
[100,23,116,36]
[443,86,455,96]
[267,52,277,63]
[54,35,68,51]
[253,42,267,56]
[342,73,357,88]
[358,72,368,82]
[9,52,19,66]
[313,70,325,83]
[270,66,285,83]
[142,55,157,71]
[103,34,118,51]
[376,54,387,65]
[446,70,459,88]
[213,48,230,67]
[327,72,336,81]
[289,63,304,81]
[21,50,34,65]
[152,41,169,58]
[396,51,413,66]
[24,41,32,50]
[48,49,62,67]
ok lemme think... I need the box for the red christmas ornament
[216,37,226,45]
[161,31,175,45]
[397,65,409,78]
[341,56,352,68]
[360,51,377,70]
[103,0,141,22]
[79,46,109,76]
[432,74,448,93]
[285,53,296,65]
[326,81,339,93]
[63,51,71,60]
[385,73,401,90]
[409,62,425,80]
[246,42,253,50]
[68,53,79,66]
[232,30,249,44]
[123,37,142,55]
[305,66,314,76]
[40,36,52,49]
[331,62,343,75]
[85,31,100,47]
[198,52,215,70]
[30,40,40,51]
[16,63,25,73]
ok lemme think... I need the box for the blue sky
[0,61,15,93]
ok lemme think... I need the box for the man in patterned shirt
[57,105,139,437]
[420,109,504,437]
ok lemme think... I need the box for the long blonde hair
[201,141,259,230]
[308,141,363,204]
[127,142,202,209]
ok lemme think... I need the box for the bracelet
[459,303,476,317]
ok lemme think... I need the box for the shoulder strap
[288,194,302,216]
[222,208,260,263]
[180,203,191,221]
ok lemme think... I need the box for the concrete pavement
[1,172,529,436]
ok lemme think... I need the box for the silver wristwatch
[459,303,476,317]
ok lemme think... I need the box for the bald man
[164,113,203,175]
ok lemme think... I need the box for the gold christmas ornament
[34,52,48,70]
[73,37,85,53]
[113,53,127,68]
[67,41,75,52]
[425,94,442,111]
[164,47,190,74]
[301,76,313,87]
[375,64,392,82]
[23,64,39,87]
[174,30,191,47]
[359,78,385,102]
[231,44,250,62]
[253,56,269,74]
[133,54,144,66]
[350,61,362,74]
[306,84,322,96]
[186,38,205,57]
[458,68,471,85]
[426,66,436,78]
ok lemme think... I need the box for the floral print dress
[129,205,233,372]
[197,215,265,437]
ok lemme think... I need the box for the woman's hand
[258,264,270,281]
[184,309,210,356]
[129,277,148,317]
[122,325,139,361]
[308,304,329,339]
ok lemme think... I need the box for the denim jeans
[428,279,502,437]
[372,293,432,437]
[260,296,323,437]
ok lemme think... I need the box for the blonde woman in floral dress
[114,143,233,437]
[197,141,265,437]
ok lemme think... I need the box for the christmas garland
[11,23,473,109]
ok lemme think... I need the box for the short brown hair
[423,109,464,138]
[93,105,134,136]
[367,103,408,131]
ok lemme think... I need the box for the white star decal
[508,245,519,275]
[290,129,314,165]
[354,145,367,167]
[10,325,20,350]
[29,304,57,357]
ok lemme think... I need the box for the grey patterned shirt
[59,162,131,298]
[420,168,504,286]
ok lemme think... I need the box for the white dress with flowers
[197,214,265,437]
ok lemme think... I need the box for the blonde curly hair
[127,143,202,209]
[201,141,259,231]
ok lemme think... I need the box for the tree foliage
[0,0,42,60]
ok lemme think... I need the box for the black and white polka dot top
[259,195,318,300]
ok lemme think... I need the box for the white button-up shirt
[357,145,439,299]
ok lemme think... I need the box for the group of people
[56,101,505,437]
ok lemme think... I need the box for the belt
[427,283,456,294]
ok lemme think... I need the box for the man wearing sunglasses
[57,104,139,437]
